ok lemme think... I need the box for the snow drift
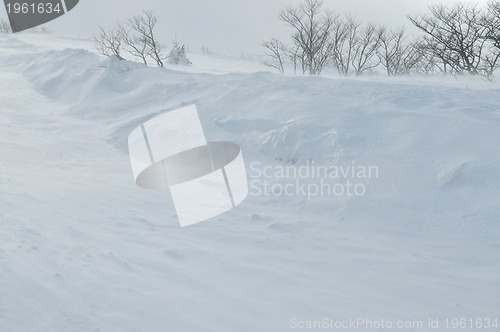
[1,33,500,332]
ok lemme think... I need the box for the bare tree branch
[94,26,125,60]
[117,23,152,65]
[377,27,421,75]
[408,3,499,77]
[127,11,166,67]
[331,16,359,76]
[352,23,381,76]
[261,39,286,73]
[279,0,337,75]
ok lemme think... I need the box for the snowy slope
[1,33,500,332]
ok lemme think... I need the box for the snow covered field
[1,33,500,332]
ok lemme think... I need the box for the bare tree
[117,24,151,65]
[0,18,12,33]
[331,16,359,76]
[409,39,443,75]
[377,27,421,75]
[279,0,337,75]
[482,1,500,49]
[283,44,302,74]
[351,23,381,76]
[478,1,500,77]
[409,3,499,77]
[94,26,125,60]
[127,11,166,67]
[261,39,286,73]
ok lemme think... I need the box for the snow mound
[167,46,192,65]
[1,34,500,332]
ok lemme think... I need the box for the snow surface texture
[1,33,500,332]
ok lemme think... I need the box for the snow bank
[1,34,500,332]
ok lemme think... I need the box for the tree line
[94,11,191,67]
[96,10,177,67]
[1,11,190,67]
[262,0,500,78]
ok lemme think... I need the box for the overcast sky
[3,0,489,56]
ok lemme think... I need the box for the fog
[3,0,489,56]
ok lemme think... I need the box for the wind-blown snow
[1,33,500,332]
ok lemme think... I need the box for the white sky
[3,0,489,56]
